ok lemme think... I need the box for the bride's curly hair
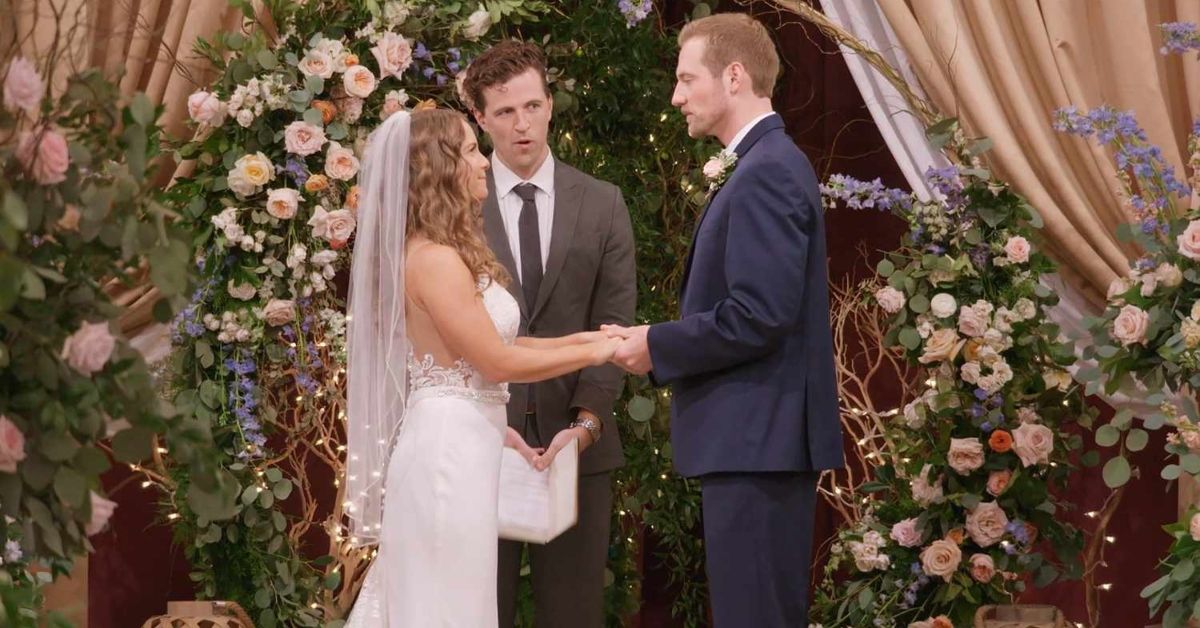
[408,108,510,286]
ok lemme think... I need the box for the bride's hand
[571,330,610,344]
[504,427,544,466]
[589,337,622,366]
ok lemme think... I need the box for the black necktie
[514,183,543,311]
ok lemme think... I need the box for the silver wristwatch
[570,416,602,443]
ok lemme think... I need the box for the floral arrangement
[154,1,584,624]
[810,131,1091,626]
[1056,21,1200,626]
[0,32,211,624]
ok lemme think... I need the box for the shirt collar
[491,149,556,198]
[726,111,776,153]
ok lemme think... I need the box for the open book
[497,436,578,544]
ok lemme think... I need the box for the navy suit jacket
[647,114,845,477]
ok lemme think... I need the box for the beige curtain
[876,0,1200,306]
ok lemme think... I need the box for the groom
[607,13,844,626]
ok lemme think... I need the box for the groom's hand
[610,325,652,375]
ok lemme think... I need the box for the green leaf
[324,570,342,590]
[1182,453,1200,475]
[627,395,654,422]
[908,294,929,314]
[876,258,895,277]
[112,427,154,463]
[0,256,25,312]
[265,468,283,482]
[39,432,80,462]
[303,107,325,126]
[1171,558,1195,582]
[187,469,240,521]
[1102,456,1131,488]
[20,267,45,301]
[1162,464,1181,481]
[1126,428,1149,452]
[692,2,712,19]
[130,93,156,127]
[256,49,279,70]
[1095,425,1120,447]
[52,466,88,509]
[273,479,293,500]
[898,327,921,350]
[2,191,28,231]
[74,446,111,475]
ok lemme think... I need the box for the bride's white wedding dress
[346,279,519,627]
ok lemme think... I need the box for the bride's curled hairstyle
[407,108,509,286]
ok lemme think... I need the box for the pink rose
[1012,422,1054,467]
[947,437,985,475]
[266,188,302,220]
[0,415,27,473]
[965,501,1009,547]
[187,90,227,126]
[324,142,360,181]
[957,304,989,338]
[890,518,923,548]
[340,96,364,123]
[17,128,70,185]
[1017,406,1040,424]
[342,65,377,99]
[702,156,725,180]
[284,121,327,156]
[969,553,996,583]
[1182,430,1200,452]
[1178,220,1200,260]
[382,94,406,118]
[986,469,1012,496]
[919,328,963,365]
[3,56,44,114]
[262,299,296,327]
[1004,236,1030,264]
[370,32,414,80]
[299,49,335,79]
[919,539,962,581]
[1190,512,1200,542]
[1107,276,1133,303]
[61,321,116,377]
[910,464,944,506]
[85,491,118,536]
[1111,304,1149,346]
[308,206,356,248]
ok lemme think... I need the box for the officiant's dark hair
[462,40,551,112]
[679,13,780,98]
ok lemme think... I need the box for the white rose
[1192,300,1200,321]
[1156,263,1183,288]
[262,299,296,327]
[1110,304,1150,346]
[965,501,1009,547]
[324,142,360,181]
[874,286,905,314]
[1042,369,1071,392]
[930,293,957,319]
[969,553,996,583]
[1014,298,1037,321]
[1004,236,1031,263]
[370,32,414,80]
[227,152,274,198]
[959,361,981,385]
[266,188,302,220]
[957,304,989,338]
[1012,422,1054,467]
[902,399,926,429]
[227,281,256,301]
[61,321,116,377]
[463,7,493,40]
[1178,220,1200,260]
[947,437,985,475]
[911,464,944,506]
[236,109,255,127]
[299,49,335,79]
[1107,276,1133,303]
[342,65,377,99]
[890,518,923,548]
[187,91,227,126]
[702,156,725,180]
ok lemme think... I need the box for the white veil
[344,111,412,544]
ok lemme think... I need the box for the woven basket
[141,601,255,628]
[973,605,1066,628]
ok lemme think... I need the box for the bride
[343,108,619,627]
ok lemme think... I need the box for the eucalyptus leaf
[1102,456,1131,488]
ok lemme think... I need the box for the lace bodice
[408,279,519,396]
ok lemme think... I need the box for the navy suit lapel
[679,114,786,299]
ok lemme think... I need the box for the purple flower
[422,67,436,79]
[821,174,914,215]
[974,388,990,401]
[980,421,994,433]
[414,42,431,60]
[447,47,461,61]
[1160,22,1200,55]
[617,0,654,27]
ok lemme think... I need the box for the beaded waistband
[409,385,510,406]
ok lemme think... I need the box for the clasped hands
[595,324,652,375]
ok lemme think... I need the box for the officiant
[462,41,637,628]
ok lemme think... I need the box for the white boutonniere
[702,148,737,196]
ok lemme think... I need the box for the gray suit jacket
[483,160,635,475]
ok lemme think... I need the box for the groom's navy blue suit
[647,114,844,626]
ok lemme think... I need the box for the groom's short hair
[462,40,551,112]
[679,13,780,98]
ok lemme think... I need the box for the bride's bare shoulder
[406,239,470,284]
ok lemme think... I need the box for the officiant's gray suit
[484,158,636,628]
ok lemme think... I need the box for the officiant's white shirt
[492,151,555,283]
[726,111,777,152]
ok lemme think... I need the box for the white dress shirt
[726,111,776,152]
[491,151,555,282]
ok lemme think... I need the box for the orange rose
[413,98,438,112]
[945,528,966,545]
[305,174,330,193]
[932,617,953,628]
[343,53,359,67]
[345,185,360,212]
[962,339,983,362]
[312,100,338,125]
[989,429,1013,453]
